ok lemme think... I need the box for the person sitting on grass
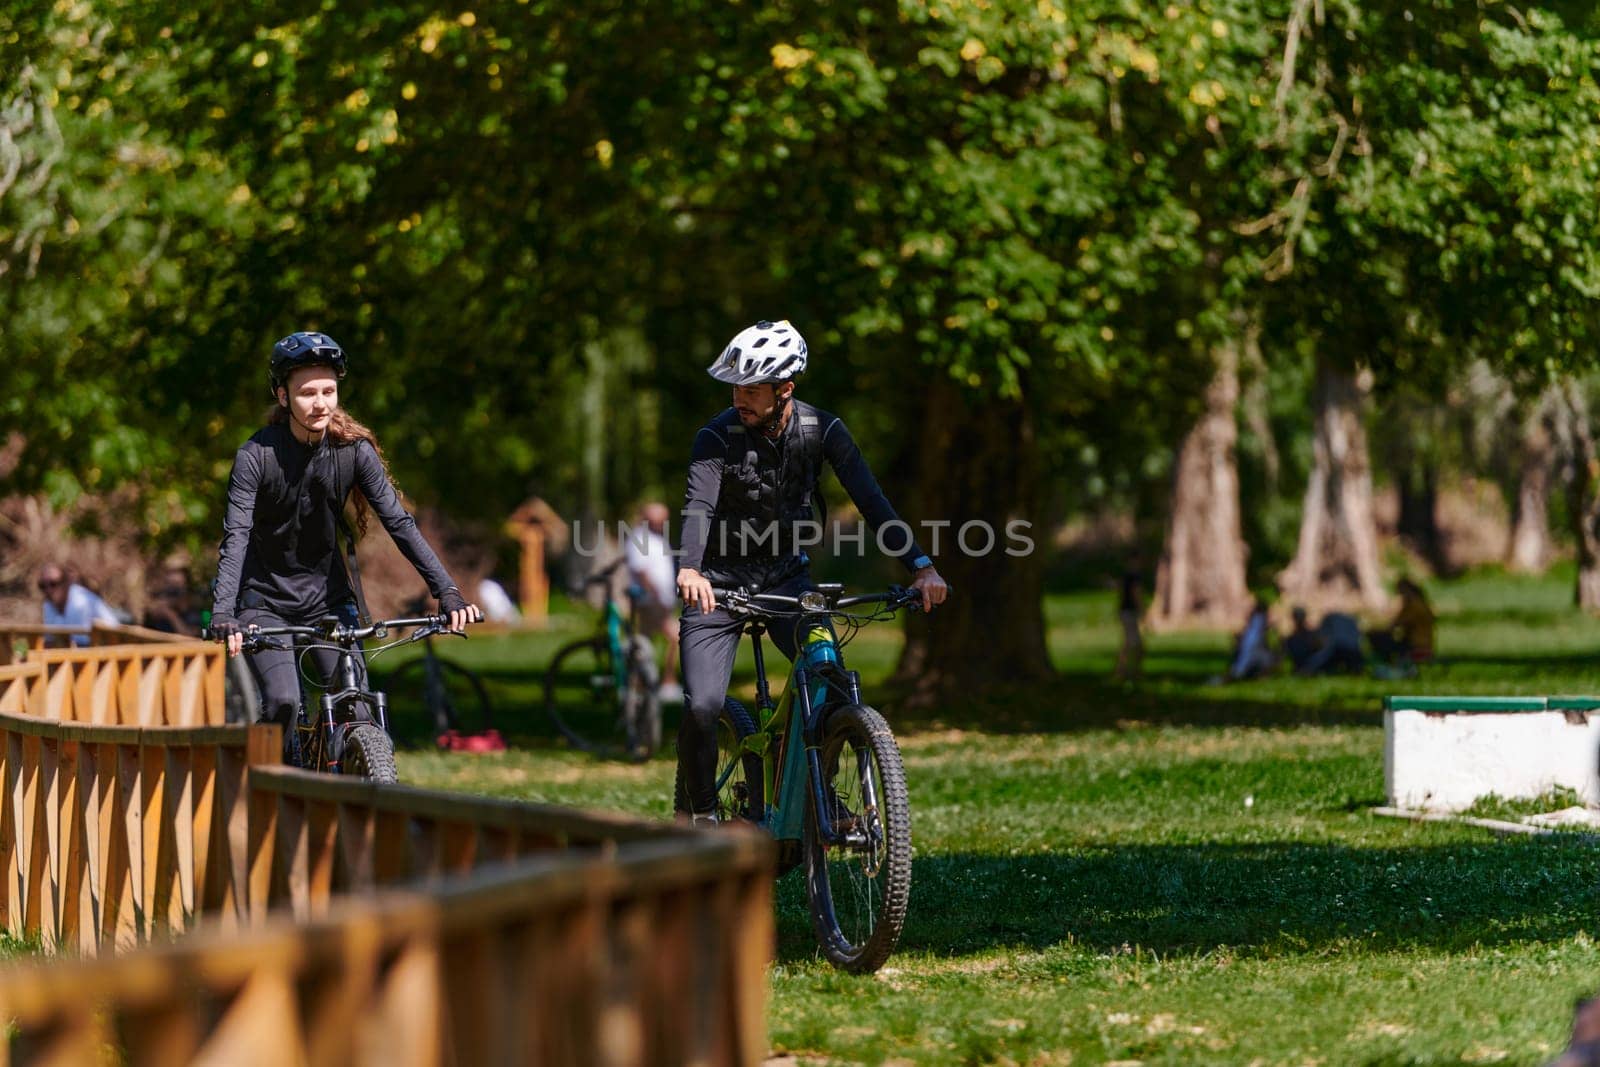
[1226,596,1279,681]
[1285,605,1366,676]
[1366,577,1434,666]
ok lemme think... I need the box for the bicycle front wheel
[804,703,912,974]
[342,722,399,784]
[543,636,630,755]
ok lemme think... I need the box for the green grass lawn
[387,566,1600,1065]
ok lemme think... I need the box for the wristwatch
[911,555,934,572]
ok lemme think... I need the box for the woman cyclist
[208,331,481,758]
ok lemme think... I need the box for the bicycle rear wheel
[544,636,631,755]
[342,722,399,784]
[622,634,662,761]
[387,654,494,736]
[804,703,912,974]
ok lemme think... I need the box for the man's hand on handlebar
[910,565,950,614]
[677,567,716,614]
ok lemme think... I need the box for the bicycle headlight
[799,591,828,613]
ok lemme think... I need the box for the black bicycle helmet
[269,331,347,396]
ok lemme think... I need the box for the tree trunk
[1396,459,1445,574]
[1507,388,1557,575]
[1560,383,1600,609]
[1278,357,1386,611]
[1149,334,1251,628]
[893,382,1053,709]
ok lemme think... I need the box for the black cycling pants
[677,574,818,816]
[238,604,366,760]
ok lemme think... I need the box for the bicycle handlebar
[716,585,924,618]
[206,614,467,646]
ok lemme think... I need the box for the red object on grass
[436,729,507,753]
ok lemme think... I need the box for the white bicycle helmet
[706,319,809,385]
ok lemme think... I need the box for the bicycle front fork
[316,691,390,772]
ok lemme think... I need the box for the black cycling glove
[209,618,241,642]
[438,588,468,617]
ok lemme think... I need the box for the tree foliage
[3,0,1599,600]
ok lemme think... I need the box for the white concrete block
[1384,705,1600,812]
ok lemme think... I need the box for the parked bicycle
[378,597,495,743]
[680,582,921,974]
[543,559,662,760]
[219,613,468,783]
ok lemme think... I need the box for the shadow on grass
[373,663,1384,750]
[772,839,1600,964]
[375,665,693,754]
[1417,650,1600,674]
[878,673,1381,734]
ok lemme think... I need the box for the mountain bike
[676,583,921,974]
[543,559,661,760]
[229,613,466,784]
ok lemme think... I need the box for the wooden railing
[0,706,278,956]
[0,621,182,661]
[0,830,772,1065]
[0,626,85,666]
[0,663,39,716]
[0,626,227,727]
[91,620,192,646]
[0,640,776,1065]
[20,641,226,727]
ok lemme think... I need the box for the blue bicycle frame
[721,616,867,848]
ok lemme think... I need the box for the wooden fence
[0,643,774,1065]
[0,627,85,666]
[0,621,183,663]
[0,627,227,727]
[0,828,771,1066]
[0,703,278,956]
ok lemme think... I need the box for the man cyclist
[675,319,949,824]
[209,331,482,759]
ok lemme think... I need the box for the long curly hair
[265,403,402,537]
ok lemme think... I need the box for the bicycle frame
[308,639,388,772]
[721,615,866,848]
[231,614,440,771]
[603,596,629,687]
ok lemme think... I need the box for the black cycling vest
[678,400,929,588]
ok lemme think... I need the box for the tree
[1507,386,1561,574]
[1150,321,1251,628]
[1333,4,1600,600]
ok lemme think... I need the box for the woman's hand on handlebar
[210,619,245,659]
[437,588,484,634]
[446,603,483,634]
